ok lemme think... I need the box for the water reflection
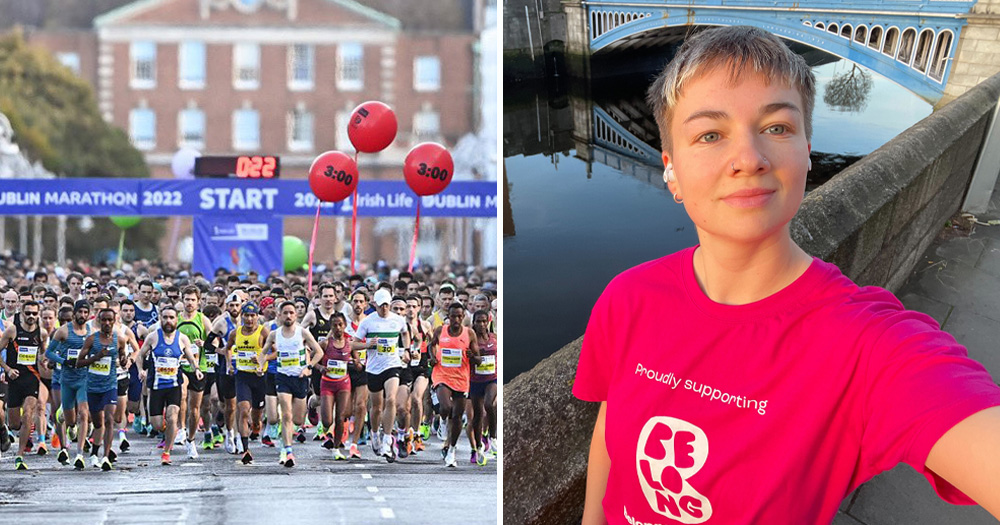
[503,59,932,383]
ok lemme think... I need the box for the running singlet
[274,325,307,377]
[87,332,119,393]
[308,308,333,341]
[5,321,41,378]
[176,312,208,373]
[473,332,497,382]
[266,320,279,373]
[150,329,182,390]
[115,326,132,382]
[217,315,237,373]
[133,303,158,327]
[233,324,265,373]
[346,320,366,367]
[432,326,472,393]
[354,313,408,375]
[60,325,91,387]
[321,336,351,382]
[410,320,429,368]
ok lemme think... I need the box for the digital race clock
[194,156,281,179]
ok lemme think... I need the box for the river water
[503,59,934,382]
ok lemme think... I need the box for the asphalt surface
[0,426,498,524]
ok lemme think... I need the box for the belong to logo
[635,417,712,523]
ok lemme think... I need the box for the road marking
[180,463,202,467]
[373,496,386,502]
[380,508,395,519]
[361,473,372,479]
[354,464,367,468]
[366,486,379,493]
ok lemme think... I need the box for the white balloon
[171,148,200,179]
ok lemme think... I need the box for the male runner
[352,289,409,463]
[36,305,57,455]
[77,308,127,471]
[176,286,210,459]
[301,283,337,440]
[0,300,47,469]
[345,289,370,457]
[120,300,149,440]
[134,280,159,327]
[428,302,480,467]
[0,289,18,324]
[258,296,281,448]
[390,298,416,458]
[405,294,432,454]
[224,302,269,465]
[46,300,93,469]
[259,301,323,466]
[208,292,243,453]
[137,306,201,465]
[469,309,497,464]
[110,300,142,454]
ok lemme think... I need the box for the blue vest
[151,329,183,390]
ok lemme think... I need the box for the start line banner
[0,178,497,217]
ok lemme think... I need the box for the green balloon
[110,216,142,229]
[283,236,308,273]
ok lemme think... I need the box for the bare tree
[823,63,873,113]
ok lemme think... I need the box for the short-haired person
[223,302,270,465]
[427,302,480,468]
[0,300,47,469]
[576,26,1000,523]
[76,308,127,471]
[46,300,93,469]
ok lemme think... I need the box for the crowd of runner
[0,258,498,470]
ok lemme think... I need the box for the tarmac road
[0,428,498,524]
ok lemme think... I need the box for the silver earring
[673,193,683,204]
[731,162,736,172]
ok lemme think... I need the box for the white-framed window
[288,107,314,152]
[233,43,260,90]
[233,108,260,150]
[335,110,352,151]
[179,41,206,89]
[130,41,156,89]
[56,52,80,74]
[337,43,363,91]
[288,44,314,90]
[178,107,205,149]
[414,55,441,92]
[413,106,440,142]
[129,107,156,150]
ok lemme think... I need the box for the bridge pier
[940,0,1000,108]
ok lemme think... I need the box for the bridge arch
[588,9,962,102]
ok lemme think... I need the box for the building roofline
[95,0,401,30]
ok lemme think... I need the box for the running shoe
[161,452,171,466]
[14,456,26,470]
[445,446,457,468]
[90,454,100,468]
[51,433,61,450]
[224,436,236,454]
[295,428,306,443]
[241,451,253,465]
[333,447,347,460]
[314,423,325,441]
[73,454,85,470]
[307,406,319,426]
[157,439,166,449]
[477,445,489,466]
[174,428,187,445]
[101,457,113,471]
[119,434,130,452]
[36,442,47,456]
[322,436,335,450]
[82,438,91,454]
[202,435,214,451]
[471,449,479,465]
[26,435,33,451]
[108,449,118,463]
[186,440,198,459]
[436,420,448,441]
[442,445,449,461]
[383,434,396,463]
[349,443,361,459]
[371,431,382,455]
[68,424,78,442]
[57,448,69,465]
[397,434,409,459]
[279,448,288,465]
[284,452,295,467]
[249,431,259,441]
[261,434,275,447]
[132,418,144,435]
[419,423,431,441]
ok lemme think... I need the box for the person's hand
[227,366,235,377]
[300,367,311,378]
[194,339,204,348]
[98,347,110,358]
[315,364,327,375]
[195,370,204,381]
[6,368,18,380]
[139,370,147,382]
[46,360,56,370]
[428,355,438,367]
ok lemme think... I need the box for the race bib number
[357,348,367,364]
[155,356,179,379]
[325,359,347,379]
[475,355,496,375]
[67,347,81,360]
[16,345,37,366]
[204,353,218,366]
[441,348,462,368]
[90,356,112,376]
[376,337,396,355]
[236,351,257,372]
[279,349,305,369]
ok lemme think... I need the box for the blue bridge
[582,0,974,104]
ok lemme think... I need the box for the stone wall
[940,0,1000,106]
[503,72,1000,525]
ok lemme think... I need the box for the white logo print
[635,417,712,523]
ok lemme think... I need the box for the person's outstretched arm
[926,406,1000,517]
[583,401,611,525]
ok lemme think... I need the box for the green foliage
[0,29,164,261]
[0,29,147,178]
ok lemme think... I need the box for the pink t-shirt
[574,247,1000,524]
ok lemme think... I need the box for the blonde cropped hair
[646,25,816,153]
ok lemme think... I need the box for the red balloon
[347,101,397,153]
[404,142,454,196]
[308,151,358,202]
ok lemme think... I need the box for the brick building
[22,0,495,269]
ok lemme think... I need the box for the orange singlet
[432,325,471,394]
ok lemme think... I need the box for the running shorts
[127,363,142,402]
[235,372,266,408]
[39,377,51,393]
[7,374,39,408]
[320,378,351,396]
[409,364,430,380]
[264,372,277,397]
[366,368,401,393]
[88,389,117,412]
[217,372,237,400]
[470,379,496,398]
[398,366,414,389]
[275,374,309,399]
[60,381,89,412]
[148,386,181,417]
[117,376,130,397]
[348,367,368,388]
[310,372,322,397]
[433,383,468,399]
[0,381,6,402]
[184,369,207,392]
